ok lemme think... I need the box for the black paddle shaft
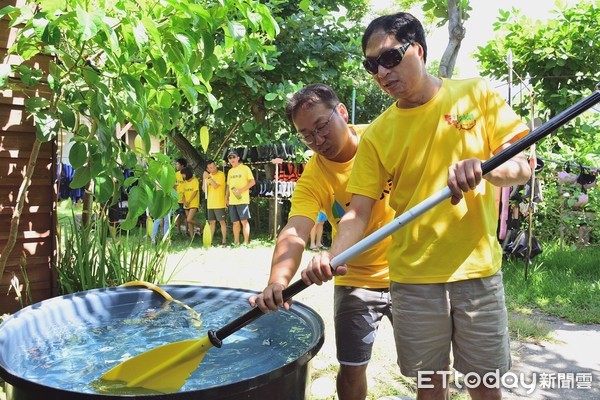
[208,87,600,349]
[482,87,600,174]
[209,279,309,347]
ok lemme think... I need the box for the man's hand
[447,158,483,205]
[248,282,290,313]
[301,251,347,286]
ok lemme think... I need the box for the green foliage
[1,0,382,224]
[503,244,600,324]
[533,162,599,245]
[421,0,472,27]
[473,1,599,246]
[0,0,282,228]
[57,206,172,294]
[473,1,599,122]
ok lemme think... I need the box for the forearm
[268,230,306,287]
[330,195,374,257]
[485,154,531,187]
[239,180,256,192]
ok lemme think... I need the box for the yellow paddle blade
[120,281,202,328]
[100,335,214,393]
[202,221,212,248]
[121,280,174,301]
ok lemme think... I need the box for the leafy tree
[474,1,599,122]
[473,1,600,244]
[0,0,282,277]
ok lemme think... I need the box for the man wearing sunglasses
[303,13,532,400]
[249,84,395,400]
[225,150,255,246]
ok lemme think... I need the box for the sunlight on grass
[508,312,553,342]
[503,244,600,324]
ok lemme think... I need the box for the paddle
[202,178,212,248]
[100,88,599,394]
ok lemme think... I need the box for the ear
[337,103,350,123]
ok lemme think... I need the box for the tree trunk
[439,0,466,78]
[168,130,205,176]
[0,138,42,279]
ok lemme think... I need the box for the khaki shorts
[391,271,511,377]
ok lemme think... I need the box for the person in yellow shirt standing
[225,150,255,246]
[249,84,395,400]
[203,159,227,246]
[305,13,531,400]
[174,158,187,235]
[180,167,202,239]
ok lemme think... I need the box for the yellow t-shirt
[182,177,200,209]
[347,78,529,284]
[227,164,255,205]
[175,171,185,203]
[289,125,395,289]
[206,170,226,209]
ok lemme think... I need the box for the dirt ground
[165,244,600,400]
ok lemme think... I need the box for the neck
[332,126,359,163]
[396,74,442,109]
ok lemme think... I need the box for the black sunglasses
[363,42,411,75]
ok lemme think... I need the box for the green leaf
[94,175,115,203]
[69,142,87,169]
[264,92,278,101]
[206,92,218,111]
[175,33,193,61]
[298,0,310,13]
[31,14,49,39]
[0,64,11,88]
[200,125,209,152]
[70,166,91,189]
[15,65,43,87]
[201,30,215,58]
[256,4,279,38]
[132,22,149,50]
[158,90,172,108]
[37,0,63,15]
[33,110,59,142]
[59,103,76,130]
[76,6,99,41]
[126,185,148,218]
[181,83,198,104]
[227,21,246,40]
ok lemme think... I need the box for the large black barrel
[0,285,324,399]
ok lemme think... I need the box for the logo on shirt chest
[444,113,476,131]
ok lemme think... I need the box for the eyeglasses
[299,106,338,145]
[363,42,411,75]
[228,155,237,159]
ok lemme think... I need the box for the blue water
[6,295,315,394]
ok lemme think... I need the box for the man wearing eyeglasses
[249,84,395,400]
[225,150,255,246]
[303,13,531,400]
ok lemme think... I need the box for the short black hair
[181,167,193,180]
[176,158,187,167]
[285,83,341,126]
[362,12,428,64]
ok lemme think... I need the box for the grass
[502,243,600,325]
